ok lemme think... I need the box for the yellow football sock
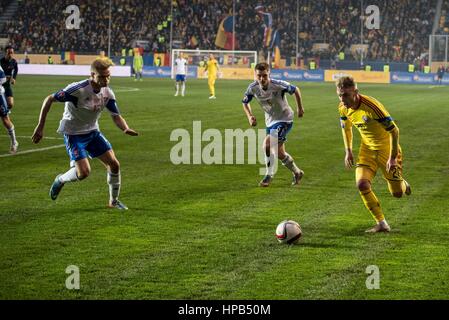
[360,189,385,222]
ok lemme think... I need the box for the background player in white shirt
[174,53,187,96]
[0,65,18,154]
[31,58,138,210]
[242,62,305,187]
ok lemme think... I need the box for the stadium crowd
[0,0,438,64]
[0,0,9,10]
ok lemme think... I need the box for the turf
[0,76,448,299]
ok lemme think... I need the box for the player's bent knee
[109,159,120,173]
[77,167,91,180]
[392,191,403,198]
[278,149,286,160]
[357,179,371,192]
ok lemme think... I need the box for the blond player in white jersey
[242,62,305,187]
[174,53,187,96]
[32,58,138,210]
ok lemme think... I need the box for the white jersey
[53,80,120,135]
[0,66,6,95]
[175,58,187,75]
[242,79,297,127]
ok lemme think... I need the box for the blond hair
[91,58,114,73]
[336,76,357,90]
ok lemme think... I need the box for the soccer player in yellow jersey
[204,53,220,99]
[336,76,411,233]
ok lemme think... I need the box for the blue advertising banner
[142,66,198,79]
[391,72,449,85]
[270,69,324,82]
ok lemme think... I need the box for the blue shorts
[0,93,9,118]
[64,131,112,161]
[266,122,293,143]
[176,74,186,82]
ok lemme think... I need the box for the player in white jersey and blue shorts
[0,65,18,154]
[32,58,138,210]
[242,62,305,187]
[174,53,187,97]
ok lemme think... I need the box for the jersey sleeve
[274,80,296,95]
[0,68,6,85]
[367,97,396,131]
[53,82,81,104]
[339,104,350,129]
[105,88,120,115]
[242,84,255,104]
[13,61,18,79]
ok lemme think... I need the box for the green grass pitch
[1,76,448,299]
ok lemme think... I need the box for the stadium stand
[0,0,440,65]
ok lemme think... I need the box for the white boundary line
[0,144,65,158]
[113,86,140,92]
[0,135,64,140]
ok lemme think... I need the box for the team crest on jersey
[57,91,65,99]
[362,115,369,123]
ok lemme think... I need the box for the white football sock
[281,153,300,174]
[7,125,17,145]
[265,154,275,176]
[175,83,179,94]
[107,171,121,202]
[181,82,185,95]
[59,167,79,183]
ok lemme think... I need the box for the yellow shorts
[356,144,404,192]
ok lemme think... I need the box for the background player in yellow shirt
[336,76,411,233]
[133,52,144,81]
[204,53,220,99]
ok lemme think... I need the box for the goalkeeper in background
[337,76,411,233]
[133,52,143,81]
[204,53,220,99]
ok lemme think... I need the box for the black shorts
[2,84,13,98]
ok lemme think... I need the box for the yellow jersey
[206,59,218,77]
[339,94,396,150]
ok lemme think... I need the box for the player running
[31,58,138,210]
[0,65,18,153]
[336,76,411,233]
[242,62,305,187]
[174,53,187,96]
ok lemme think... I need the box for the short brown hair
[255,62,270,72]
[336,76,357,89]
[91,58,114,73]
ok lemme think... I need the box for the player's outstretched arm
[112,115,138,136]
[242,103,257,126]
[32,95,56,144]
[294,87,304,118]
